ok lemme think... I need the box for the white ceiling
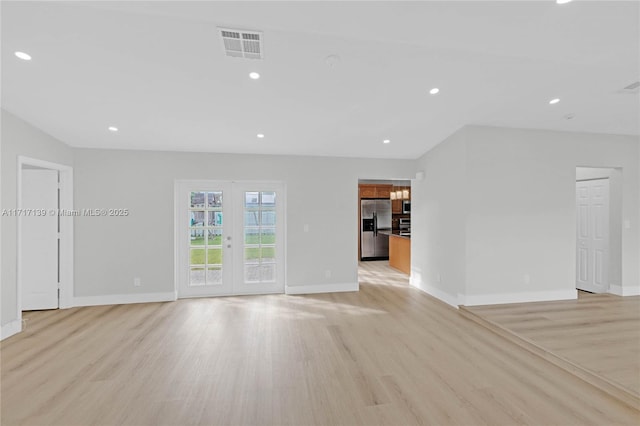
[2,1,638,159]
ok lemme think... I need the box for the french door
[176,180,285,298]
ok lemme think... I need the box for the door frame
[174,179,287,298]
[16,156,74,318]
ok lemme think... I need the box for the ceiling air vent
[617,80,640,94]
[219,28,263,59]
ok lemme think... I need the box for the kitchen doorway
[175,180,285,298]
[357,179,411,280]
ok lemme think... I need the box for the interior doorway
[17,157,73,315]
[575,167,621,294]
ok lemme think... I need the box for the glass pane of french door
[189,191,224,286]
[177,181,233,298]
[242,191,277,283]
[234,183,284,295]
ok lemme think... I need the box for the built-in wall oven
[399,218,411,236]
[402,200,411,214]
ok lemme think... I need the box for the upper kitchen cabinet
[392,198,402,214]
[359,184,377,199]
[359,184,392,199]
[376,185,391,199]
[391,185,411,214]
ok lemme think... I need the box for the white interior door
[21,169,59,310]
[177,181,285,298]
[576,179,610,293]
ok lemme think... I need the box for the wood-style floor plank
[2,262,639,425]
[465,291,640,398]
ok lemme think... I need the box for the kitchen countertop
[379,229,410,239]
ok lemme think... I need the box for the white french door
[176,180,285,298]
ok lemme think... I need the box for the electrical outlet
[134,277,141,287]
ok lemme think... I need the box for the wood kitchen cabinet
[389,234,410,274]
[359,184,377,199]
[375,185,391,198]
[392,198,402,214]
[358,184,392,199]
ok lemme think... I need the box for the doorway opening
[17,156,73,318]
[575,167,621,294]
[175,180,286,298]
[357,179,412,281]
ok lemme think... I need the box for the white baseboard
[609,285,640,296]
[409,277,459,308]
[1,319,22,340]
[461,289,577,306]
[73,291,177,307]
[286,282,358,295]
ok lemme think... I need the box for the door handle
[227,244,231,248]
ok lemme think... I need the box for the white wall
[1,110,74,330]
[72,148,415,300]
[412,125,639,306]
[463,128,580,304]
[411,130,467,306]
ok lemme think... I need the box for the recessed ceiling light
[249,72,260,80]
[429,88,440,95]
[556,0,573,4]
[383,139,391,144]
[549,98,560,105]
[14,51,31,61]
[108,126,119,132]
[257,133,265,138]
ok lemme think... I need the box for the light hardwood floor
[2,263,639,425]
[463,291,640,401]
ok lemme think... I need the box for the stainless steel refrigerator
[361,199,392,260]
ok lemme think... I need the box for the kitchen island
[388,232,410,274]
